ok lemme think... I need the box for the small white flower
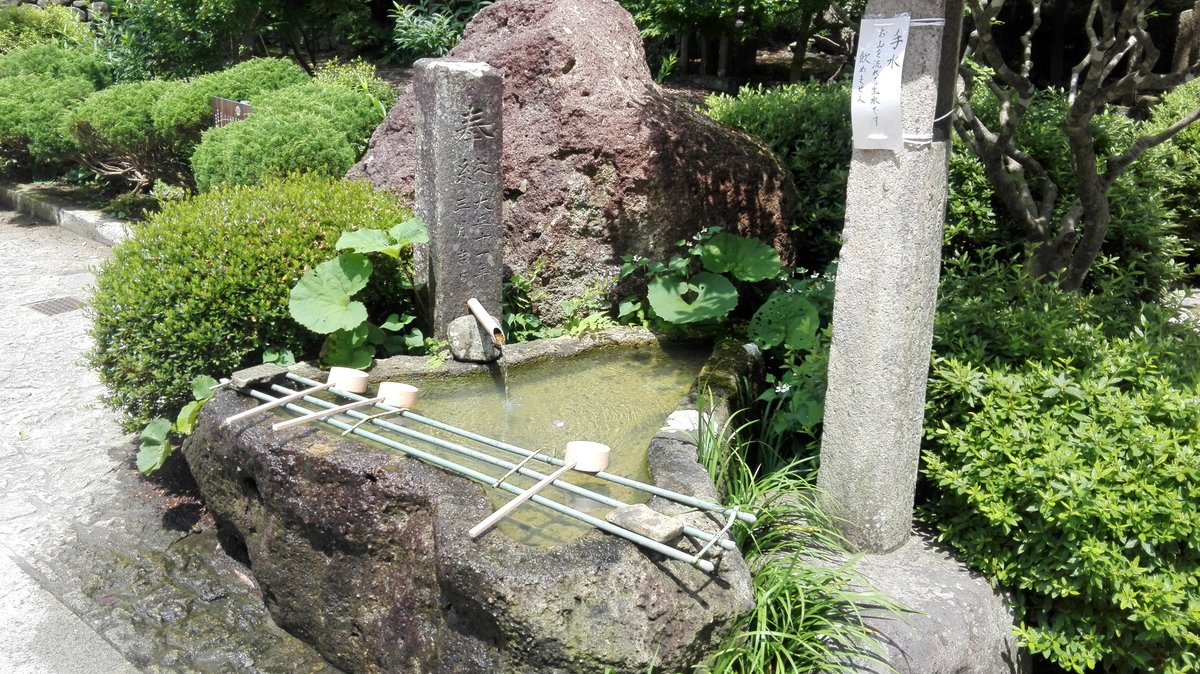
[775,383,792,394]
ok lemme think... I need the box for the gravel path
[0,209,337,673]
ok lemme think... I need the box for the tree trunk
[788,10,818,82]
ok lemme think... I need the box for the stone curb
[0,182,130,247]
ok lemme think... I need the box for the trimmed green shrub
[189,113,357,192]
[0,74,94,170]
[254,80,385,148]
[705,82,852,272]
[0,4,93,54]
[190,78,387,192]
[0,43,111,89]
[149,57,308,151]
[924,256,1200,672]
[67,79,191,189]
[89,174,413,430]
[1146,78,1200,281]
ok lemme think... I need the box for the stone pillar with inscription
[818,0,960,553]
[412,59,504,345]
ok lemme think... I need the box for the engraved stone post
[412,59,504,344]
[818,0,958,553]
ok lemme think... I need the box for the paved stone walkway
[0,209,337,672]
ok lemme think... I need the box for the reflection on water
[404,345,708,547]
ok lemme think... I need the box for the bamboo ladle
[469,441,611,539]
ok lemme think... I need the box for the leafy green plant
[621,227,831,455]
[150,57,308,153]
[288,218,429,368]
[0,74,94,172]
[653,50,677,84]
[89,174,412,430]
[94,0,240,80]
[557,281,619,337]
[0,4,94,54]
[0,43,111,88]
[620,228,783,328]
[924,255,1200,672]
[705,82,851,273]
[750,271,833,449]
[137,374,217,475]
[389,0,491,64]
[503,264,556,342]
[694,407,895,673]
[67,79,192,191]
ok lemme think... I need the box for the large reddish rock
[349,0,796,319]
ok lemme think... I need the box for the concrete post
[412,59,504,342]
[818,0,960,553]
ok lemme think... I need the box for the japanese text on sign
[851,15,910,152]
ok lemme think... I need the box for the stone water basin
[185,328,757,673]
[395,344,709,546]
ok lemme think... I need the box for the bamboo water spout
[467,297,505,346]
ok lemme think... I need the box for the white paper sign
[852,15,910,152]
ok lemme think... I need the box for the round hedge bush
[254,80,385,146]
[150,57,308,151]
[190,79,387,192]
[0,43,110,88]
[189,111,358,192]
[89,174,412,430]
[67,79,191,187]
[0,74,94,169]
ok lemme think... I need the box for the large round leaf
[700,232,782,282]
[336,228,393,254]
[646,272,738,324]
[389,217,430,245]
[289,253,372,334]
[748,291,820,352]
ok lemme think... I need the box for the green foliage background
[706,77,1200,672]
[705,82,851,273]
[0,4,93,54]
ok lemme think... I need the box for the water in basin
[399,344,708,546]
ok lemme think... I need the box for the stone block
[447,313,499,363]
[605,504,684,543]
[836,532,1029,673]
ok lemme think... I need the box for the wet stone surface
[0,209,337,673]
